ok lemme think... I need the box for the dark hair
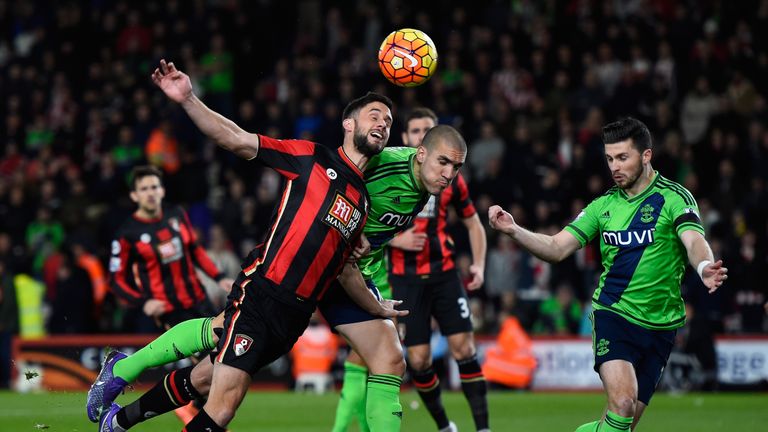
[342,92,394,120]
[405,107,438,127]
[422,124,467,152]
[129,165,164,190]
[601,117,653,151]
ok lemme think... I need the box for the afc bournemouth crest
[233,334,253,357]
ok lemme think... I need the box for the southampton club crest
[640,204,655,223]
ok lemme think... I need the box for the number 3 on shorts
[458,298,470,319]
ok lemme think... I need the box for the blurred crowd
[0,0,767,361]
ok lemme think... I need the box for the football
[378,28,438,87]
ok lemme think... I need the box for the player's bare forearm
[338,263,384,315]
[180,95,259,159]
[680,230,714,268]
[464,214,487,270]
[509,226,577,263]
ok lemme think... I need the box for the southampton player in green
[488,118,727,432]
[324,124,468,432]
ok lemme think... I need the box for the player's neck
[341,142,370,171]
[625,166,655,198]
[135,207,162,221]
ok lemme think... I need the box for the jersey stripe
[266,164,329,285]
[296,230,340,298]
[135,240,168,303]
[657,178,695,205]
[598,192,665,306]
[366,166,411,183]
[244,181,292,276]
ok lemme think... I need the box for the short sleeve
[256,135,316,179]
[564,198,602,248]
[666,187,705,237]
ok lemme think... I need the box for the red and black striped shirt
[109,206,221,312]
[240,135,368,311]
[389,173,475,276]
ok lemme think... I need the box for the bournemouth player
[489,118,727,432]
[109,165,233,329]
[105,165,234,423]
[326,123,468,432]
[88,59,404,432]
[389,108,488,432]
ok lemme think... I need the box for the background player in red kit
[389,108,490,432]
[110,165,233,330]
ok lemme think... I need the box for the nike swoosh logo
[393,48,418,67]
[95,381,105,385]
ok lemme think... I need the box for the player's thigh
[431,272,473,337]
[635,328,676,405]
[336,318,404,376]
[390,275,432,347]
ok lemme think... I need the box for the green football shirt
[564,173,704,330]
[358,147,430,297]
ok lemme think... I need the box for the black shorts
[591,309,677,405]
[318,278,383,328]
[215,276,312,375]
[160,299,218,328]
[390,271,473,347]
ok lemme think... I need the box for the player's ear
[342,118,354,133]
[401,131,409,146]
[643,148,652,164]
[416,146,427,163]
[129,190,138,204]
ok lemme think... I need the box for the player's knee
[407,352,432,371]
[609,394,637,418]
[451,343,476,361]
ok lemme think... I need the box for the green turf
[0,390,765,431]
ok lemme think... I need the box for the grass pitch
[0,390,765,431]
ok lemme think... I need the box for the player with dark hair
[88,59,404,432]
[489,117,727,432]
[109,165,233,329]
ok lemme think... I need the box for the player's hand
[218,277,235,293]
[390,227,427,251]
[152,59,193,103]
[377,299,409,318]
[488,205,516,235]
[701,259,727,293]
[143,299,166,317]
[466,264,484,290]
[349,234,371,262]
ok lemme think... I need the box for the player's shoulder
[653,174,697,207]
[369,146,416,165]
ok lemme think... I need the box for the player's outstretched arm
[680,230,728,293]
[337,263,408,318]
[151,59,259,159]
[488,205,580,263]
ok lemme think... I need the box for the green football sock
[366,374,402,432]
[113,317,215,383]
[574,420,600,432]
[332,362,369,432]
[600,411,633,431]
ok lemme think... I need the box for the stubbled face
[351,102,392,157]
[604,139,649,190]
[417,139,466,195]
[131,175,165,216]
[402,117,436,148]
